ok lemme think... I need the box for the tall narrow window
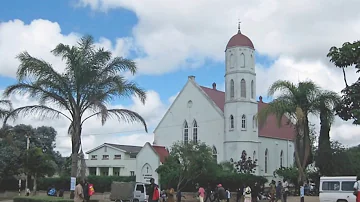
[251,54,253,68]
[240,53,245,67]
[230,54,234,68]
[253,151,256,161]
[241,114,246,129]
[265,149,268,173]
[230,115,234,129]
[280,150,283,168]
[230,79,235,98]
[241,79,246,98]
[193,120,198,143]
[183,121,188,144]
[252,116,255,129]
[212,146,218,161]
[251,80,254,99]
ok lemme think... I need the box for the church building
[151,25,296,179]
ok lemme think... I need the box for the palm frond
[82,109,148,132]
[3,105,72,125]
[102,57,137,75]
[257,98,295,128]
[267,80,297,97]
[0,100,12,109]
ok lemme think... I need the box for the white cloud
[0,19,132,78]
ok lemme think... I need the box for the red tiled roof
[200,86,295,140]
[152,146,169,163]
[226,33,255,50]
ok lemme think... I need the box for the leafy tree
[156,141,215,190]
[0,140,21,184]
[234,150,257,174]
[23,147,57,194]
[257,80,339,182]
[273,167,299,187]
[327,41,360,125]
[2,35,148,190]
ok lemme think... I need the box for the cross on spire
[238,20,241,34]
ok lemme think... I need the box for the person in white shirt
[226,189,231,202]
[283,179,289,202]
[354,176,360,202]
[244,185,252,202]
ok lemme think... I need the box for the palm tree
[314,92,341,175]
[257,80,339,182]
[0,99,12,120]
[3,35,148,186]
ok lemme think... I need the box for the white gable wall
[154,78,225,162]
[136,143,160,185]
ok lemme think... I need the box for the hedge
[0,176,135,192]
[164,173,268,191]
[13,196,99,202]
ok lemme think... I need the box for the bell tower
[223,22,259,173]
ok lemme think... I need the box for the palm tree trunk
[295,134,306,183]
[301,118,311,169]
[70,119,82,199]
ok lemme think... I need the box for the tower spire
[238,20,241,34]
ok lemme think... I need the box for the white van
[320,176,356,202]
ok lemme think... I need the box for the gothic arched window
[241,79,246,98]
[251,80,254,99]
[212,146,218,161]
[240,53,245,67]
[183,121,188,144]
[253,151,256,161]
[241,114,246,129]
[230,115,234,129]
[280,150,283,168]
[230,79,235,98]
[252,116,256,129]
[193,120,198,143]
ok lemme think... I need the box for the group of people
[74,179,95,202]
[268,179,289,202]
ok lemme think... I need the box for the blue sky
[2,0,359,153]
[0,0,274,106]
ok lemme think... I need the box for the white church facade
[85,26,296,184]
[152,26,296,179]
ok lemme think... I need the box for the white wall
[154,79,225,162]
[85,146,136,176]
[257,137,295,181]
[136,143,160,185]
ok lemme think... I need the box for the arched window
[183,121,188,144]
[251,80,254,99]
[240,53,245,67]
[265,149,268,173]
[230,54,234,68]
[230,115,234,129]
[251,54,253,68]
[212,146,218,161]
[193,120,198,143]
[241,79,246,98]
[280,150,283,168]
[253,151,256,161]
[230,79,235,98]
[241,114,246,129]
[293,152,296,165]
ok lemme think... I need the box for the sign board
[70,177,76,191]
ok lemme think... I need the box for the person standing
[236,187,242,202]
[354,176,360,202]
[282,179,288,202]
[198,185,206,202]
[147,178,160,202]
[205,183,212,202]
[74,179,84,202]
[167,187,175,202]
[243,185,252,202]
[83,179,90,202]
[251,183,259,202]
[225,188,230,202]
[217,184,226,202]
[269,180,276,202]
[300,182,304,202]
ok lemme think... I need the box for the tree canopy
[327,41,360,125]
[3,35,148,181]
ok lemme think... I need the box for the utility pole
[25,135,30,193]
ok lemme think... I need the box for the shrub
[13,196,99,202]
